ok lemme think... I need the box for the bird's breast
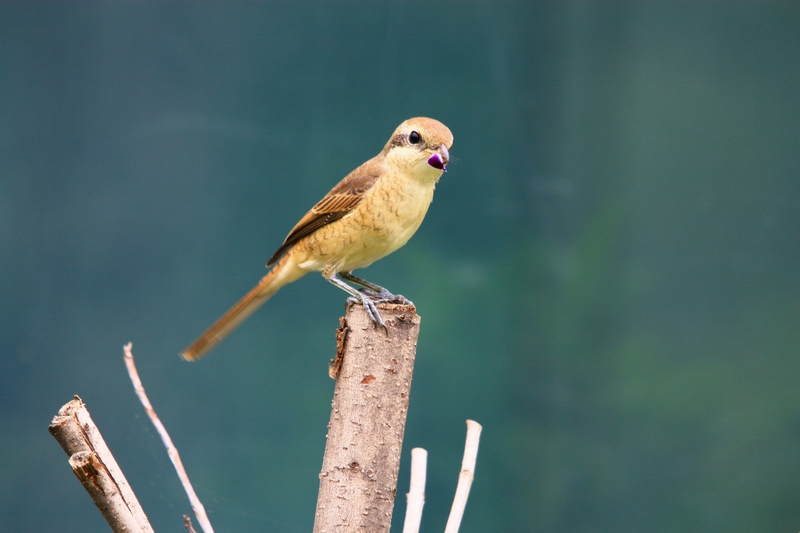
[363,172,435,245]
[294,171,436,273]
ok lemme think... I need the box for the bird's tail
[181,254,305,361]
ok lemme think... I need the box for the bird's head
[384,117,453,178]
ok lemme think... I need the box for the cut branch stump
[313,301,420,533]
[49,396,154,533]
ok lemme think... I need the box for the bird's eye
[408,131,421,144]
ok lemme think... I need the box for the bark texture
[49,396,154,533]
[314,302,420,533]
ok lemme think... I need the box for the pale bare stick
[123,342,214,533]
[49,396,154,533]
[402,447,428,533]
[444,420,483,533]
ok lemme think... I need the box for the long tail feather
[181,255,304,361]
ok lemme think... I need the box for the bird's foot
[346,291,415,331]
[346,293,388,331]
[357,287,414,307]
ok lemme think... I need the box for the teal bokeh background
[2,3,799,532]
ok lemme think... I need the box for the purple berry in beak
[428,153,447,171]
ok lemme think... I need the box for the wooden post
[314,301,420,533]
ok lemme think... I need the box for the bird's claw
[347,293,388,331]
[357,287,414,307]
[363,299,388,331]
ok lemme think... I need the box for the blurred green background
[2,2,799,532]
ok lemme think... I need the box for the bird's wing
[266,158,383,266]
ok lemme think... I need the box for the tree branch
[444,420,483,533]
[49,396,154,533]
[123,342,214,533]
[314,301,420,532]
[402,447,428,533]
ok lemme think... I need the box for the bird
[181,117,453,361]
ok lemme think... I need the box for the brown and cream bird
[181,117,453,361]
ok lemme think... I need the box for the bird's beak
[427,145,450,172]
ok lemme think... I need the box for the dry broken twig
[184,514,198,533]
[49,396,154,533]
[123,342,214,533]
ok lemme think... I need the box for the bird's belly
[296,178,434,273]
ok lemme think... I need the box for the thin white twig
[444,420,482,533]
[402,447,428,533]
[123,342,214,533]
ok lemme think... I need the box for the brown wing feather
[266,157,384,266]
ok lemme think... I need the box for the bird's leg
[324,271,387,330]
[339,272,390,298]
[339,271,413,306]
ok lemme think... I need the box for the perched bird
[181,117,453,361]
